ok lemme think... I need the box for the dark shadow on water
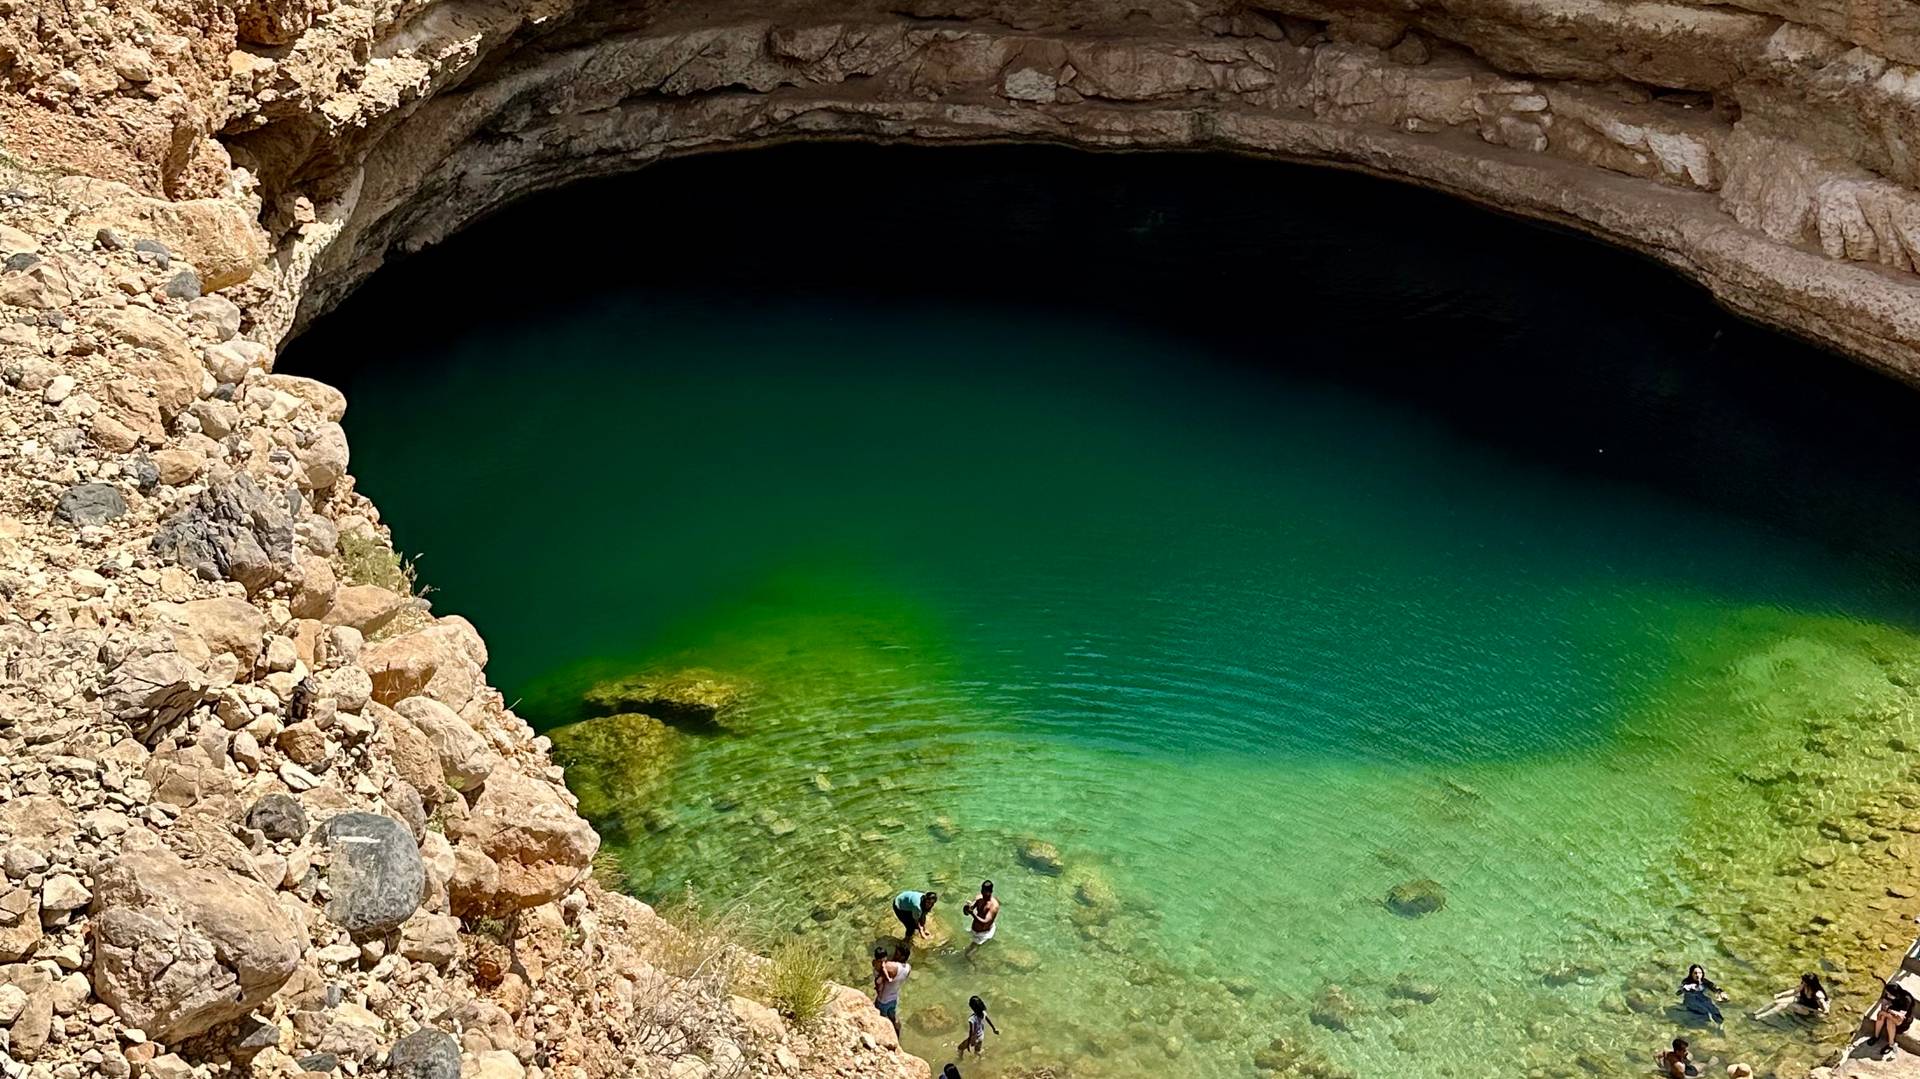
[285,142,1920,586]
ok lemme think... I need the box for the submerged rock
[580,669,742,728]
[1388,973,1442,1003]
[547,712,680,823]
[1309,983,1359,1032]
[1017,838,1064,875]
[1386,877,1446,916]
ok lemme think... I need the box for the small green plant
[590,848,627,890]
[465,913,514,944]
[763,937,833,1026]
[654,885,752,982]
[338,530,426,595]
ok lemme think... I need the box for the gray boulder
[319,813,423,937]
[246,793,308,842]
[54,483,127,527]
[149,474,296,594]
[387,1029,459,1079]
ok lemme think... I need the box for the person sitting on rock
[1679,964,1727,1025]
[958,994,999,1058]
[1657,1037,1698,1078]
[893,888,938,944]
[1859,979,1914,1061]
[1752,973,1829,1021]
[962,880,999,957]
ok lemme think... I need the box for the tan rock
[168,596,267,670]
[448,768,597,912]
[262,374,347,422]
[276,720,331,768]
[91,412,142,453]
[290,553,338,620]
[152,447,204,486]
[322,583,406,635]
[91,842,301,1041]
[394,696,497,792]
[94,307,202,421]
[400,910,461,966]
[0,886,41,961]
[363,617,488,710]
[373,701,447,798]
[299,421,350,490]
[72,184,268,290]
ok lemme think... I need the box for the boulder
[262,375,347,422]
[247,792,308,841]
[0,886,40,961]
[169,596,267,670]
[363,618,487,710]
[290,553,339,620]
[94,307,202,420]
[447,769,597,912]
[1310,983,1359,1032]
[99,648,210,739]
[54,482,128,527]
[71,184,268,290]
[299,422,350,490]
[394,697,496,792]
[322,584,407,635]
[1016,838,1064,875]
[1386,878,1446,916]
[399,912,460,967]
[91,843,301,1040]
[150,474,297,594]
[387,1028,460,1079]
[318,813,424,937]
[580,670,740,728]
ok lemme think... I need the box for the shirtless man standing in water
[963,880,999,957]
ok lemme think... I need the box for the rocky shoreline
[0,175,931,1078]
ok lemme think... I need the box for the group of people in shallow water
[873,881,1003,1077]
[1651,964,1918,1078]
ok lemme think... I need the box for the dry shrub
[763,937,833,1026]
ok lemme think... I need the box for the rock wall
[6,0,1920,1076]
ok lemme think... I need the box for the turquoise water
[289,147,1920,1079]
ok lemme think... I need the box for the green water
[288,147,1920,1079]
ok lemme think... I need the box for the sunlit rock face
[11,0,1920,374]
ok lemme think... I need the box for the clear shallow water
[288,146,1920,1079]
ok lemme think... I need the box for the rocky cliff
[4,0,1920,1077]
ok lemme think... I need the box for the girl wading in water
[1679,964,1727,1026]
[1751,973,1829,1021]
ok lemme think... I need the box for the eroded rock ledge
[4,0,1920,1076]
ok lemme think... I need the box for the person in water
[957,995,1000,1058]
[942,1066,962,1079]
[1752,973,1829,1020]
[894,889,938,944]
[872,946,911,1035]
[962,880,999,957]
[1858,979,1914,1061]
[1657,1037,1699,1078]
[1680,964,1727,1025]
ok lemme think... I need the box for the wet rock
[319,812,424,937]
[91,842,301,1040]
[580,670,740,728]
[1017,838,1064,875]
[1386,877,1446,916]
[150,474,297,594]
[1310,984,1359,1032]
[54,482,128,527]
[907,1002,954,1035]
[387,1028,460,1079]
[929,816,956,841]
[247,792,308,841]
[1388,973,1442,1003]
